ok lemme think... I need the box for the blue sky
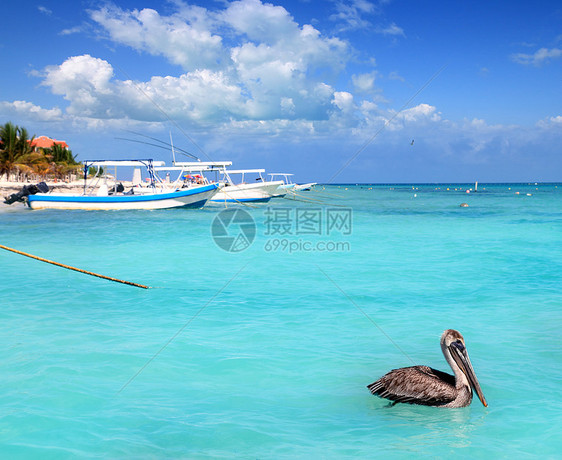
[1,0,561,183]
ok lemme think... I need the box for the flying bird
[367,329,487,408]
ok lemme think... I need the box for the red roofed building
[30,135,69,151]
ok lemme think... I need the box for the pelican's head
[441,329,488,407]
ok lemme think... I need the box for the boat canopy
[173,161,232,168]
[84,160,166,167]
[154,165,214,172]
[223,169,266,174]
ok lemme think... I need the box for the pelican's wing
[367,366,457,406]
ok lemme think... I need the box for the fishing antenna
[122,129,200,160]
[169,131,176,164]
[115,65,212,162]
[115,137,199,160]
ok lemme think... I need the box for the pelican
[367,329,487,408]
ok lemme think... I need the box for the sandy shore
[1,179,137,196]
[0,180,86,197]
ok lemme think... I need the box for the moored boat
[268,173,296,197]
[210,169,284,203]
[26,160,220,210]
[172,163,284,204]
[293,182,317,191]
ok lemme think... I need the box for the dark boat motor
[107,182,125,195]
[4,182,50,205]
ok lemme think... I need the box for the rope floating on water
[0,244,150,289]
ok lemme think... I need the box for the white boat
[294,182,317,191]
[269,173,296,197]
[211,169,284,203]
[269,173,316,194]
[26,160,220,210]
[173,163,284,204]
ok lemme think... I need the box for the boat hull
[272,183,294,197]
[27,184,219,210]
[294,182,317,191]
[210,181,283,203]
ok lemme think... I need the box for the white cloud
[221,0,299,44]
[352,72,377,92]
[376,22,405,37]
[387,71,405,82]
[511,47,562,66]
[536,115,562,128]
[329,0,377,31]
[89,5,225,70]
[66,1,351,124]
[332,91,354,112]
[38,6,52,16]
[60,26,83,36]
[44,55,114,96]
[40,55,247,122]
[378,103,441,130]
[0,100,63,122]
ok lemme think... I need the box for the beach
[0,179,138,207]
[0,179,86,197]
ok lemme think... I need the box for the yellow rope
[0,244,150,289]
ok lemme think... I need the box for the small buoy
[460,203,469,207]
[414,194,417,197]
[466,190,470,193]
[515,192,520,195]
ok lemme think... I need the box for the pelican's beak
[450,341,488,407]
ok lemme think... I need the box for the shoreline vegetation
[0,121,82,187]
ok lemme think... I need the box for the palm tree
[0,122,35,180]
[0,122,19,179]
[16,151,50,181]
[49,142,79,165]
[1,122,83,182]
[44,143,81,180]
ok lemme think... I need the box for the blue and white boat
[26,160,220,210]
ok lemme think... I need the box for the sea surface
[1,183,561,458]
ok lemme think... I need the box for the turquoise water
[1,183,561,458]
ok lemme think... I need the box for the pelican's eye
[450,340,465,352]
